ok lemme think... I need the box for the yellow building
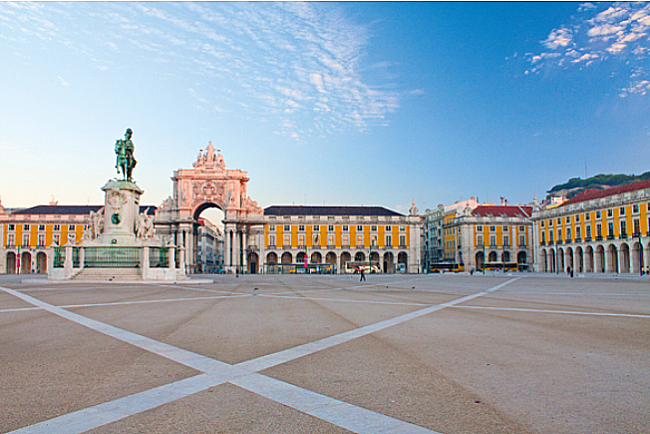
[260,205,422,273]
[0,203,155,274]
[532,179,650,274]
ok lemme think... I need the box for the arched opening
[370,252,380,265]
[192,202,225,274]
[607,244,618,273]
[632,242,643,274]
[281,252,292,274]
[247,252,258,274]
[558,248,565,273]
[488,251,497,262]
[502,251,510,263]
[585,245,594,272]
[340,252,351,272]
[397,252,408,273]
[541,249,547,272]
[355,251,366,262]
[566,247,574,273]
[36,252,47,274]
[475,251,484,270]
[21,252,32,274]
[595,245,605,272]
[383,252,394,273]
[311,251,322,263]
[517,251,526,269]
[326,251,337,274]
[296,251,307,265]
[6,252,16,275]
[549,248,556,273]
[619,243,630,273]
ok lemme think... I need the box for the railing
[149,247,169,268]
[574,237,581,243]
[84,247,140,268]
[72,248,80,268]
[596,236,603,241]
[584,236,592,242]
[619,233,627,239]
[607,235,615,240]
[540,241,546,246]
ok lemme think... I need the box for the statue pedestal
[100,180,143,246]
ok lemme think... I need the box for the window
[8,224,15,231]
[541,232,545,244]
[399,235,406,246]
[54,225,60,231]
[269,225,275,232]
[68,232,75,242]
[371,235,377,246]
[619,207,625,216]
[519,226,525,231]
[283,234,291,247]
[357,234,363,247]
[620,221,627,237]
[371,225,377,231]
[576,215,580,222]
[284,225,290,231]
[503,226,509,232]
[385,225,392,231]
[342,225,348,232]
[585,213,590,221]
[53,234,60,245]
[490,235,496,246]
[7,234,14,247]
[400,226,406,231]
[342,234,349,246]
[269,235,276,247]
[558,229,562,241]
[313,233,320,246]
[541,221,545,227]
[357,225,363,231]
[39,224,45,231]
[24,224,30,231]
[586,225,591,239]
[328,225,334,231]
[328,234,335,247]
[607,209,613,217]
[557,218,561,224]
[297,225,304,231]
[489,226,495,231]
[608,222,614,238]
[313,225,319,231]
[566,217,570,223]
[38,234,45,246]
[576,227,581,239]
[519,235,526,246]
[385,235,392,246]
[566,228,571,241]
[69,225,75,231]
[596,211,601,219]
[596,224,602,238]
[477,235,483,246]
[503,235,509,246]
[298,234,305,246]
[22,233,30,247]
[633,204,639,213]
[477,226,483,232]
[634,219,640,235]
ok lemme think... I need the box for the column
[258,228,265,274]
[224,228,231,269]
[242,229,248,272]
[618,245,626,274]
[142,246,150,279]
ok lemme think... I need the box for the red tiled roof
[560,179,650,207]
[11,205,156,215]
[471,205,532,218]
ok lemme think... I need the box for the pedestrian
[360,268,366,282]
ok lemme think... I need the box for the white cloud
[56,76,69,86]
[528,1,650,97]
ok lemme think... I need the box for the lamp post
[638,231,643,276]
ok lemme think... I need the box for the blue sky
[2,2,650,217]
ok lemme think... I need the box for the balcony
[268,245,276,249]
[584,236,591,242]
[540,241,546,246]
[619,233,627,239]
[556,240,563,245]
[565,238,572,243]
[632,232,642,238]
[574,237,581,243]
[607,235,615,240]
[596,236,603,241]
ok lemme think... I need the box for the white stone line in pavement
[159,284,243,295]
[260,293,429,307]
[231,373,440,434]
[0,306,43,313]
[60,294,250,309]
[452,304,650,319]
[237,278,521,372]
[1,279,519,434]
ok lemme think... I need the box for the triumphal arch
[154,142,264,273]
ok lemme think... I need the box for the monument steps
[71,268,142,281]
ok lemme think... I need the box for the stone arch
[558,247,565,273]
[607,244,618,273]
[326,251,337,274]
[36,251,47,274]
[575,246,584,273]
[549,248,556,273]
[266,252,278,264]
[281,251,292,274]
[595,245,605,272]
[475,251,484,269]
[619,243,630,273]
[488,251,497,262]
[566,247,574,272]
[247,252,259,274]
[340,251,351,271]
[584,245,594,273]
[355,251,366,262]
[383,252,394,273]
[370,251,380,265]
[540,249,547,272]
[517,251,526,266]
[21,252,32,274]
[6,252,16,275]
[398,252,408,273]
[296,251,307,264]
[311,251,322,263]
[502,251,510,263]
[632,241,644,274]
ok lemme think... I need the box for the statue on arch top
[115,128,137,182]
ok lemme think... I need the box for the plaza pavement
[1,273,648,434]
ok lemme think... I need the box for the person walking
[360,268,366,282]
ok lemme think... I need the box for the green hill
[548,172,650,199]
